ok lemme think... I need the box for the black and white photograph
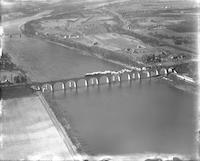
[0,0,199,160]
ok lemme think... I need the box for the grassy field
[23,0,198,79]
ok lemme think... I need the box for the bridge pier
[119,75,122,85]
[127,74,131,80]
[38,85,42,91]
[27,67,178,93]
[155,70,159,76]
[168,67,177,74]
[129,77,133,87]
[96,78,100,86]
[131,72,141,80]
[112,76,116,82]
[173,69,177,74]
[107,77,110,84]
[149,71,152,79]
[137,72,141,79]
[85,80,89,87]
[50,84,54,93]
[75,81,78,90]
[140,70,149,79]
[62,83,66,90]
[93,78,99,86]
[111,75,121,83]
[91,79,95,85]
[69,81,77,89]
[69,82,72,88]
[159,68,168,76]
[147,71,150,78]
[108,75,112,86]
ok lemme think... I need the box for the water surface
[3,17,197,157]
[45,79,196,156]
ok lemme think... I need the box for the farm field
[24,0,198,78]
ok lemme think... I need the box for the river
[2,14,197,158]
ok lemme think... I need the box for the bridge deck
[1,67,176,90]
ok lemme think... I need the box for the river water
[2,16,197,157]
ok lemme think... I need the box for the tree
[14,76,20,83]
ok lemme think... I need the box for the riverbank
[43,82,197,161]
[161,73,198,95]
[44,38,143,71]
[1,83,197,161]
[21,22,198,95]
[21,20,145,70]
[1,87,80,160]
[44,94,87,155]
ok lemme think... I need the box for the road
[1,90,81,160]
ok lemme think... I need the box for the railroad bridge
[27,67,176,93]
